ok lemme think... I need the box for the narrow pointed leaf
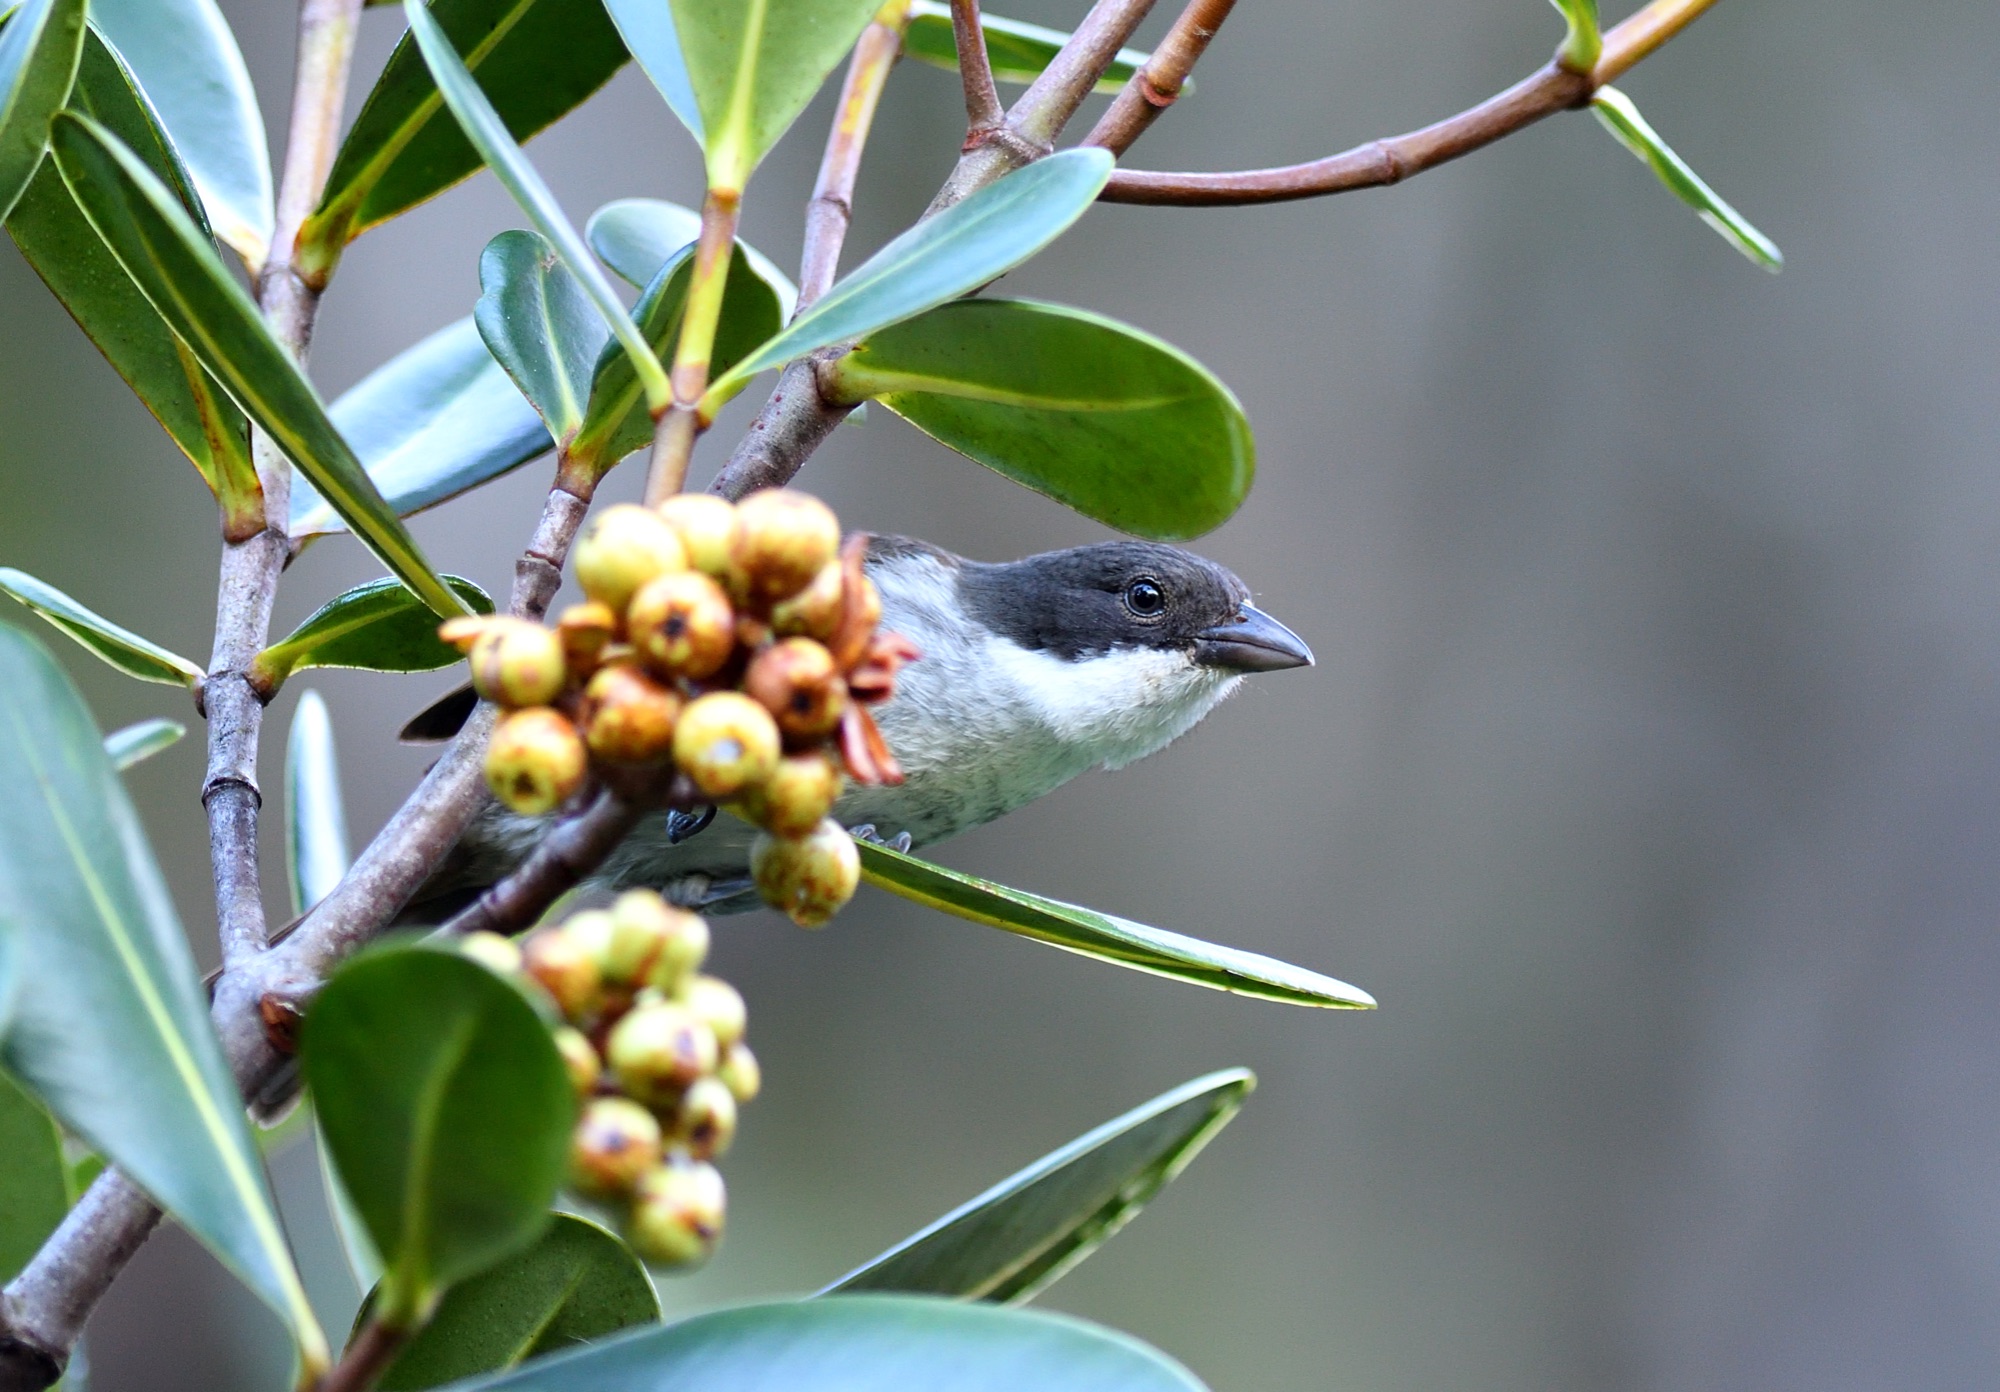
[830,299,1251,541]
[903,2,1151,94]
[5,28,257,524]
[403,0,670,413]
[304,0,627,258]
[0,1068,69,1284]
[704,149,1113,405]
[1591,86,1781,272]
[296,318,552,540]
[0,567,202,686]
[103,717,186,771]
[586,197,797,316]
[668,0,880,187]
[50,111,469,617]
[856,841,1374,1008]
[0,0,85,224]
[1549,0,1599,72]
[304,946,575,1326]
[827,1070,1252,1302]
[253,575,491,691]
[286,690,351,917]
[476,229,606,447]
[602,0,700,145]
[450,1295,1206,1391]
[362,1214,659,1389]
[89,0,272,268]
[0,628,328,1369]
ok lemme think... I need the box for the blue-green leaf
[1591,85,1781,272]
[0,1066,68,1284]
[601,0,700,145]
[103,717,186,771]
[586,197,797,316]
[286,690,351,917]
[476,229,607,448]
[0,0,85,225]
[251,575,491,691]
[902,2,1151,94]
[0,567,202,687]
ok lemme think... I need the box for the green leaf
[569,238,786,474]
[453,1295,1206,1391]
[303,945,575,1327]
[103,717,186,771]
[475,229,607,448]
[826,1070,1252,1302]
[0,1067,69,1284]
[4,27,258,529]
[0,627,328,1369]
[830,299,1251,541]
[401,0,670,414]
[703,148,1113,407]
[89,0,272,268]
[49,111,470,617]
[320,1118,384,1295]
[856,841,1375,1009]
[365,1214,658,1389]
[251,574,491,691]
[0,0,84,224]
[601,0,700,146]
[902,2,1151,94]
[0,567,203,686]
[295,317,553,540]
[285,689,351,917]
[667,0,881,189]
[1590,86,1781,272]
[585,196,798,316]
[303,0,627,260]
[1549,0,1600,73]
[0,922,15,1039]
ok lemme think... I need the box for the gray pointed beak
[1193,602,1314,673]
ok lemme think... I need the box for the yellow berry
[553,1026,602,1098]
[606,891,709,990]
[580,662,682,763]
[627,571,735,681]
[468,618,567,707]
[732,490,840,602]
[606,1002,718,1106]
[570,1097,663,1197]
[672,692,781,800]
[457,931,522,978]
[627,1156,725,1268]
[521,926,603,1020]
[485,708,587,815]
[665,1076,738,1161]
[575,504,687,612]
[717,1041,761,1103]
[750,820,860,928]
[655,494,741,582]
[770,559,844,642]
[675,974,746,1050]
[736,750,843,838]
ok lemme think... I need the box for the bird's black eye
[1124,577,1166,617]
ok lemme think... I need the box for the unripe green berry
[457,930,522,978]
[468,618,567,708]
[485,708,587,815]
[770,558,843,642]
[581,662,681,763]
[744,638,847,743]
[717,1041,761,1103]
[554,1026,602,1098]
[672,692,781,800]
[736,751,842,838]
[732,490,840,602]
[606,890,709,989]
[606,1002,718,1105]
[676,973,746,1049]
[656,494,741,583]
[667,1075,738,1161]
[751,820,860,928]
[627,1156,725,1268]
[571,1097,663,1197]
[576,504,687,612]
[521,926,603,1020]
[627,572,735,681]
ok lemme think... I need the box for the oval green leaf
[89,0,272,267]
[320,1118,385,1295]
[902,2,1151,94]
[476,229,608,448]
[0,566,202,686]
[0,627,328,1368]
[0,0,84,224]
[1591,86,1781,272]
[826,1070,1252,1302]
[303,946,575,1326]
[364,1213,658,1389]
[303,0,627,263]
[0,1067,69,1284]
[601,0,700,146]
[49,111,469,617]
[703,148,1113,406]
[103,716,186,771]
[446,1295,1206,1391]
[585,196,797,315]
[286,689,351,916]
[831,299,1252,541]
[295,317,553,540]
[855,840,1375,1009]
[667,0,881,189]
[4,27,258,528]
[252,574,491,690]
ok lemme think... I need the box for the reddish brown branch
[950,0,1005,146]
[799,1,910,309]
[1085,0,1237,156]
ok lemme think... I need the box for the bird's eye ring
[1124,578,1166,617]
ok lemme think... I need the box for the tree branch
[1083,0,1236,156]
[0,1174,161,1391]
[1098,0,1722,205]
[799,0,909,309]
[950,0,1004,144]
[314,1316,406,1392]
[437,788,648,939]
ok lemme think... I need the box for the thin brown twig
[315,1317,407,1392]
[437,788,649,938]
[799,0,910,309]
[1084,0,1237,155]
[950,0,1005,142]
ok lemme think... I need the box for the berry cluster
[462,889,756,1268]
[443,489,918,927]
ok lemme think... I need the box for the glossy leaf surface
[601,0,699,144]
[476,229,605,447]
[0,0,84,224]
[104,716,186,771]
[252,574,491,689]
[286,689,351,916]
[1592,86,1781,272]
[89,0,272,267]
[0,628,327,1366]
[4,28,257,521]
[446,1295,1206,1391]
[856,841,1375,1008]
[903,2,1150,93]
[50,112,469,617]
[306,0,627,254]
[0,1067,68,1283]
[705,148,1113,404]
[369,1214,658,1389]
[304,946,574,1325]
[320,1120,384,1294]
[586,196,797,315]
[832,299,1252,541]
[0,567,202,686]
[297,317,552,539]
[827,1070,1251,1302]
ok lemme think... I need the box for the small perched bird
[416,535,1313,917]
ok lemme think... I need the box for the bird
[410,534,1314,919]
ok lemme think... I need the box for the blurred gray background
[4,0,1998,1387]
